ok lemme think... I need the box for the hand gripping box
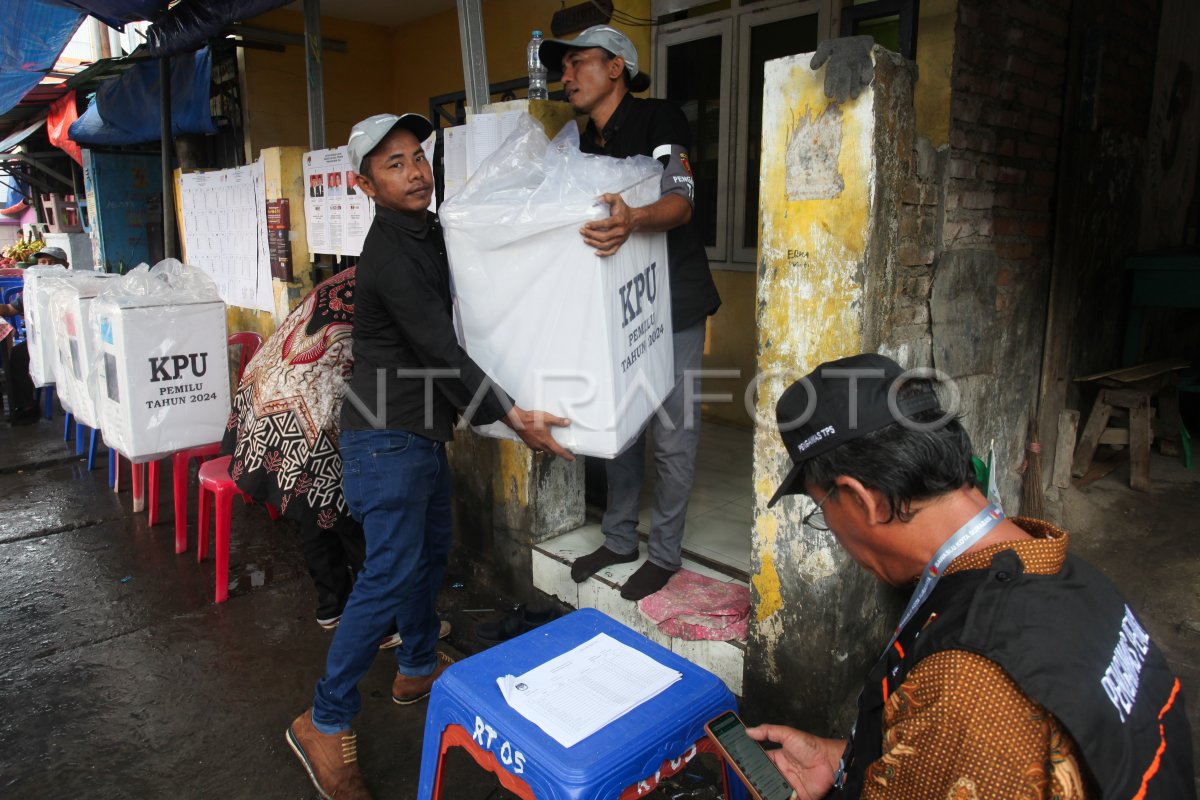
[45,273,117,428]
[441,116,673,458]
[94,295,230,463]
[23,265,70,387]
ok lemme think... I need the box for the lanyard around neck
[885,503,1005,652]
[834,502,1006,792]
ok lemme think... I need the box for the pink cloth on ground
[638,568,750,641]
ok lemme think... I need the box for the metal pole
[160,57,177,260]
[303,0,325,150]
[456,0,490,113]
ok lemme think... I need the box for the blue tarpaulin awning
[70,48,218,145]
[1,0,292,120]
[54,1,164,30]
[0,0,85,119]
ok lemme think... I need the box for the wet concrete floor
[0,415,723,799]
[3,413,1198,797]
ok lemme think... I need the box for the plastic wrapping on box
[440,117,673,458]
[45,273,118,428]
[23,264,69,387]
[92,259,230,462]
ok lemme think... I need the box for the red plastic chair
[146,332,262,554]
[197,455,279,603]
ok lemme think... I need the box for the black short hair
[798,379,975,523]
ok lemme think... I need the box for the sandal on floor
[475,604,562,644]
[475,611,525,644]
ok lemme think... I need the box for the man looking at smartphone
[750,353,1192,799]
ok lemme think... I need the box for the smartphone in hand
[704,711,798,800]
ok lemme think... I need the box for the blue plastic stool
[41,385,55,420]
[86,426,100,471]
[35,385,53,419]
[417,608,746,800]
[63,411,73,442]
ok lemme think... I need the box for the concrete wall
[743,0,1182,732]
[241,10,396,154]
[390,1,653,117]
[745,49,915,733]
[240,1,654,151]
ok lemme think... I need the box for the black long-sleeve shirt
[339,206,512,440]
[581,93,721,332]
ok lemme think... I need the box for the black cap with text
[767,353,943,508]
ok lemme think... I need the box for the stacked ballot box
[23,265,70,387]
[94,298,230,463]
[445,180,673,458]
[46,273,118,427]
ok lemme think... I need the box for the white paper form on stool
[496,632,682,748]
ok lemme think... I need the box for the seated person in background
[750,353,1193,799]
[220,268,448,649]
[0,245,65,426]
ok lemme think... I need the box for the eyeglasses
[803,487,837,531]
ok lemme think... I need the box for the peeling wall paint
[746,50,914,735]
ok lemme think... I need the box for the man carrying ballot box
[540,25,722,601]
[286,112,573,800]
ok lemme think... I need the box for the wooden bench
[1071,359,1189,491]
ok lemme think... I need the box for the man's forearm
[629,193,692,234]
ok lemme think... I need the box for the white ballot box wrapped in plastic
[441,117,673,458]
[93,260,230,463]
[46,273,117,428]
[23,264,70,387]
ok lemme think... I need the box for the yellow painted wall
[241,10,396,154]
[915,0,956,147]
[702,270,756,428]
[390,0,654,115]
[241,4,656,159]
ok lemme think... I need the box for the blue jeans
[311,429,451,731]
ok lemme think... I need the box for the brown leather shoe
[391,651,455,705]
[286,708,373,800]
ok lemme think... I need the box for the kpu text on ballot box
[441,116,673,459]
[93,260,230,463]
[23,264,69,388]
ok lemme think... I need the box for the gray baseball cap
[539,25,651,92]
[31,246,68,264]
[346,113,434,173]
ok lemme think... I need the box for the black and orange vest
[833,549,1194,799]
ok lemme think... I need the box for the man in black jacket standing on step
[540,25,721,601]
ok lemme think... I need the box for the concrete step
[532,523,746,695]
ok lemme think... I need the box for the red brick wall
[946,0,1070,309]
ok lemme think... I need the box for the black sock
[570,544,639,583]
[620,561,676,601]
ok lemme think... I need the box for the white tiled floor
[636,421,754,575]
[531,422,755,694]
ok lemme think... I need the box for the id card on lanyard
[832,503,1005,791]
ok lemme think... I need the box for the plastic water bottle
[527,30,548,100]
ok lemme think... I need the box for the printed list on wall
[302,146,374,258]
[179,161,275,313]
[302,136,437,258]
